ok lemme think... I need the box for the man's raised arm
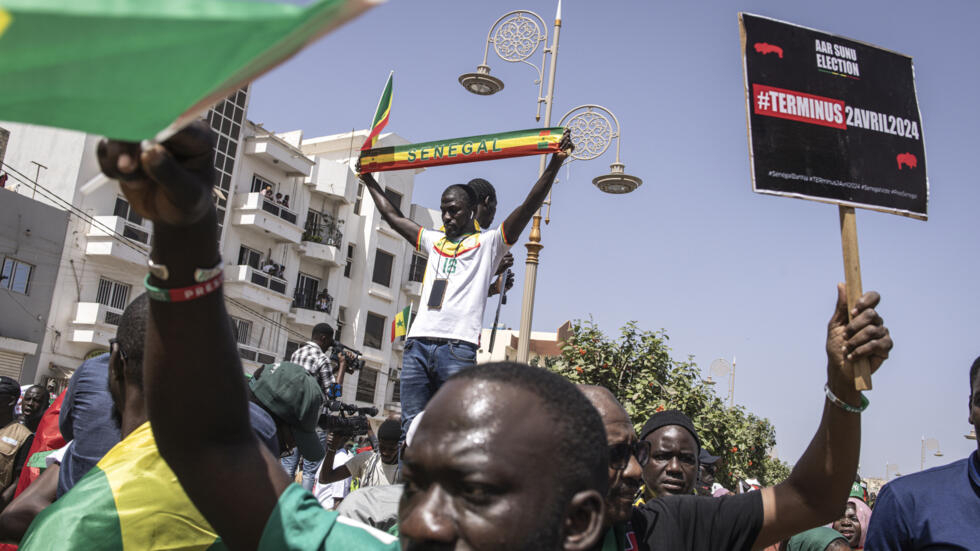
[501,130,573,241]
[752,283,892,549]
[97,122,289,551]
[358,169,420,244]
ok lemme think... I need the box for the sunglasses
[609,440,651,470]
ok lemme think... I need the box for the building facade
[0,187,69,383]
[0,91,437,416]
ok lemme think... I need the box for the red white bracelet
[144,272,223,302]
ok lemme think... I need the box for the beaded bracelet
[144,272,223,303]
[824,383,869,413]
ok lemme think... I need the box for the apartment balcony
[288,291,337,329]
[402,280,422,298]
[244,134,314,177]
[238,343,278,374]
[231,193,303,243]
[223,265,292,312]
[68,302,123,346]
[297,239,341,267]
[84,216,149,268]
[305,158,356,203]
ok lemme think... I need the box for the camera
[318,400,378,437]
[331,343,366,374]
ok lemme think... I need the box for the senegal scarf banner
[0,0,379,141]
[20,423,225,550]
[358,127,565,173]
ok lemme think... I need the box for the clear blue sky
[247,0,980,479]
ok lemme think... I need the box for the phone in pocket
[427,279,448,309]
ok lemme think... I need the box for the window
[251,174,275,194]
[112,197,144,226]
[205,86,249,236]
[356,368,378,403]
[112,197,150,244]
[363,312,385,349]
[383,187,403,211]
[372,249,394,287]
[238,245,262,269]
[304,209,321,236]
[408,252,427,283]
[353,183,364,215]
[344,244,354,278]
[391,371,400,403]
[231,317,252,345]
[293,272,320,310]
[336,307,346,342]
[96,277,130,310]
[285,340,302,361]
[0,258,33,295]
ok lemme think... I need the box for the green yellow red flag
[362,72,393,151]
[360,127,565,173]
[391,305,411,342]
[0,0,380,141]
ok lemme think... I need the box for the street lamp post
[921,436,943,471]
[459,3,642,363]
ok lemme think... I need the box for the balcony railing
[303,213,344,247]
[121,221,149,244]
[238,343,277,365]
[293,290,333,314]
[247,267,288,295]
[260,197,298,225]
[103,308,124,326]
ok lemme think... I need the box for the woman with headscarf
[786,526,850,551]
[831,497,872,549]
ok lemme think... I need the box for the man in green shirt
[95,122,609,550]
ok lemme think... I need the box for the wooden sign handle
[839,206,872,391]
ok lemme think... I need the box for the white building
[475,321,573,366]
[0,89,438,416]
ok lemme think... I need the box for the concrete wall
[0,187,69,382]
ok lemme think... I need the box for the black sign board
[740,13,928,220]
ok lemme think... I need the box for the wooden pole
[839,205,872,390]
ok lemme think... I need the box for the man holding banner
[356,130,572,441]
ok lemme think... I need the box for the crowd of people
[260,184,290,209]
[0,122,972,550]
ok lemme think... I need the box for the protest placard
[740,13,928,389]
[740,13,927,220]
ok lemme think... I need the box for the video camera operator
[318,417,400,489]
[285,323,359,491]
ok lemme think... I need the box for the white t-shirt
[313,449,353,509]
[345,451,398,489]
[408,226,510,344]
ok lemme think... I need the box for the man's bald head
[578,384,645,528]
[579,385,630,428]
[400,364,608,550]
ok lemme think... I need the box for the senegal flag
[390,305,411,342]
[20,422,226,550]
[0,0,380,141]
[362,72,393,151]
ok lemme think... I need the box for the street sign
[740,13,928,220]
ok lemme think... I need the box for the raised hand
[96,121,215,227]
[826,282,892,382]
[554,128,575,161]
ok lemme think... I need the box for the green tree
[542,319,791,489]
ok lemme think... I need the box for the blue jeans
[280,429,327,491]
[399,337,478,442]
